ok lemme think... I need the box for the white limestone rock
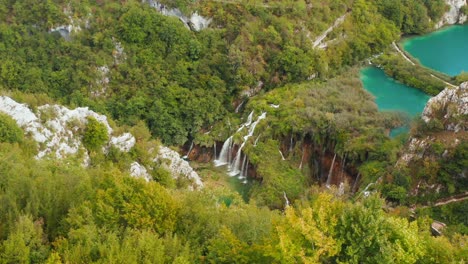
[0,96,202,188]
[0,96,136,159]
[0,96,51,143]
[436,0,467,28]
[155,146,203,188]
[422,82,468,131]
[110,133,136,152]
[189,13,212,31]
[130,162,152,182]
[146,0,211,31]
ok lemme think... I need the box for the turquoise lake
[403,25,468,76]
[360,67,431,136]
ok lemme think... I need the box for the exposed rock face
[130,162,152,182]
[146,0,211,31]
[401,83,467,163]
[421,82,468,132]
[0,96,133,159]
[0,96,203,188]
[155,146,203,188]
[436,0,467,28]
[398,83,467,198]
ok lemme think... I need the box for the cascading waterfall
[182,140,194,159]
[239,154,248,179]
[229,142,245,176]
[279,149,286,160]
[283,191,290,208]
[229,111,266,175]
[214,136,233,166]
[213,142,217,160]
[299,146,305,169]
[289,135,293,152]
[214,111,266,182]
[254,134,261,146]
[352,172,361,193]
[326,153,337,187]
[235,100,245,113]
[340,153,347,180]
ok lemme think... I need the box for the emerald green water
[403,25,468,76]
[360,67,431,136]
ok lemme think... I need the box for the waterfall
[299,146,305,169]
[236,111,254,133]
[217,112,266,178]
[340,153,347,181]
[213,142,217,160]
[326,153,337,187]
[245,111,253,126]
[230,112,266,176]
[245,112,265,140]
[239,154,248,179]
[182,140,194,159]
[214,136,233,166]
[283,191,290,207]
[229,142,245,176]
[289,134,293,152]
[279,149,286,160]
[338,182,345,196]
[235,100,245,113]
[254,134,261,146]
[352,172,361,193]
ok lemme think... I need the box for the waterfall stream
[182,140,194,159]
[214,136,233,167]
[214,111,266,182]
[326,153,337,187]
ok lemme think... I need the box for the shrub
[0,113,23,143]
[82,116,109,151]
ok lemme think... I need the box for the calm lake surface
[403,25,468,76]
[360,67,431,136]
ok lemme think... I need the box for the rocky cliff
[399,83,467,198]
[422,82,468,131]
[436,0,467,28]
[401,83,467,163]
[0,96,202,188]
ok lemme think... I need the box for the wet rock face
[187,144,214,163]
[436,0,467,28]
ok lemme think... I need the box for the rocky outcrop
[398,83,467,197]
[155,146,203,188]
[130,162,152,182]
[436,0,467,28]
[146,0,211,31]
[0,96,202,188]
[401,83,467,163]
[0,96,133,159]
[421,82,468,132]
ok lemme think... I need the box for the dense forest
[0,0,467,263]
